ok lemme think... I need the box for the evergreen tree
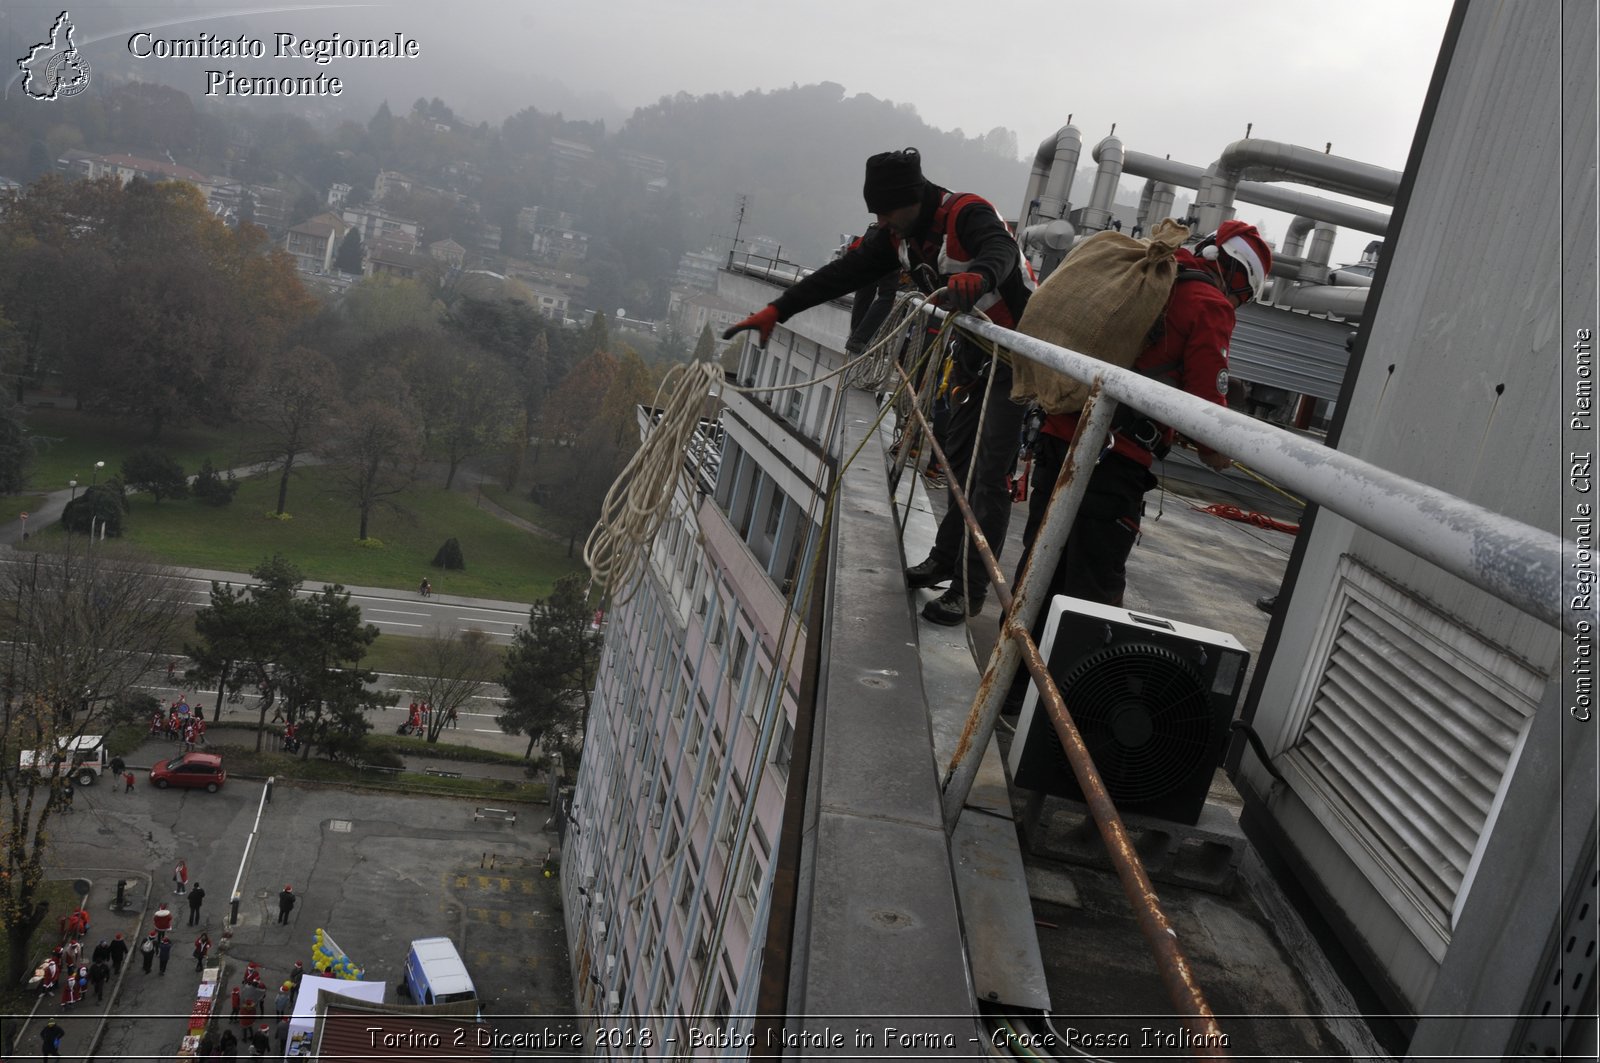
[334,229,363,274]
[691,323,716,362]
[120,448,187,503]
[185,555,390,755]
[497,575,601,761]
[582,311,610,358]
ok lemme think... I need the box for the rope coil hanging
[582,291,949,604]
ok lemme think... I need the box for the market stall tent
[286,974,387,1058]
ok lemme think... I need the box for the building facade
[562,274,844,1051]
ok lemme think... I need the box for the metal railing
[888,300,1564,1058]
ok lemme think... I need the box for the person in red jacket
[1008,219,1271,691]
[725,147,1034,625]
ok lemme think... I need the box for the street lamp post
[92,461,104,486]
[68,479,77,502]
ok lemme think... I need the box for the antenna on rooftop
[716,193,750,267]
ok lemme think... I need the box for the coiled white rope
[582,291,952,604]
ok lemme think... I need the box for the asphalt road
[154,565,532,648]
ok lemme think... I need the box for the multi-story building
[340,205,422,254]
[670,291,745,354]
[563,276,840,1040]
[674,248,724,291]
[427,238,466,270]
[373,170,420,204]
[283,211,351,274]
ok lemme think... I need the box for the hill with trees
[616,81,1029,265]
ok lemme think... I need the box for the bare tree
[0,543,188,985]
[252,346,337,516]
[411,627,498,742]
[324,369,422,541]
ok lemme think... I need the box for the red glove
[944,272,989,312]
[722,305,780,347]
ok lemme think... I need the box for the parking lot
[22,741,572,1060]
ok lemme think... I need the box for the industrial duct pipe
[1117,149,1392,236]
[1193,138,1403,233]
[1286,285,1369,318]
[1082,132,1124,231]
[1134,179,1177,236]
[1021,123,1082,230]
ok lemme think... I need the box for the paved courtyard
[11,745,572,1060]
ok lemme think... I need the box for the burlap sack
[1010,218,1189,414]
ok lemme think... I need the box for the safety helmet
[1198,220,1273,302]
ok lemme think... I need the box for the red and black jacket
[1041,248,1236,468]
[770,183,1033,329]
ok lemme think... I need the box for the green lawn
[477,481,566,535]
[23,406,275,494]
[24,464,585,603]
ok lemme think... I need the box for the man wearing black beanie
[725,148,1033,624]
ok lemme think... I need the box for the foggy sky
[2,0,1453,263]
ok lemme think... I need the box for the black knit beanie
[863,148,924,213]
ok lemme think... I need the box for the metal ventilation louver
[1285,560,1543,942]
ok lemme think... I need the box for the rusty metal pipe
[893,316,1227,1051]
[891,362,1013,614]
[939,385,1117,827]
[1012,626,1231,1057]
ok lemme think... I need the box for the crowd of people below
[149,695,207,749]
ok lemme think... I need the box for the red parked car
[149,752,226,792]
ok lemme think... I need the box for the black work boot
[905,557,955,589]
[922,585,983,626]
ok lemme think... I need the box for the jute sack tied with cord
[1009,218,1189,414]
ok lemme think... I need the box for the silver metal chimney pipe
[1021,124,1082,230]
[1281,215,1318,259]
[1133,179,1179,235]
[1084,132,1123,228]
[1148,182,1176,229]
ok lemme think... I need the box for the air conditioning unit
[605,954,617,974]
[606,990,621,1009]
[1007,596,1249,826]
[649,804,664,828]
[593,919,608,942]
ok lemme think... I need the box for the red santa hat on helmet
[1200,219,1274,301]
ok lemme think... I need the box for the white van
[19,735,109,786]
[401,937,477,1008]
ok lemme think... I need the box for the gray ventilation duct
[1081,133,1123,231]
[1193,138,1403,233]
[1134,179,1177,234]
[1268,216,1320,305]
[1020,219,1075,254]
[1117,149,1391,236]
[1021,123,1082,230]
[1281,215,1318,259]
[1285,285,1369,318]
[1305,219,1338,271]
